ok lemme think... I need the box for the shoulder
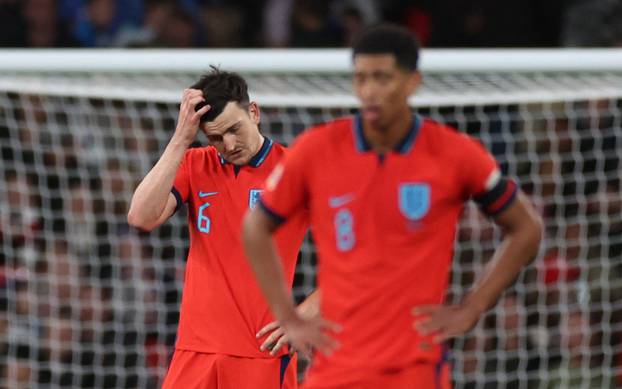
[310,116,353,135]
[269,140,288,156]
[184,145,219,159]
[264,140,289,165]
[418,117,485,155]
[293,116,354,149]
[420,117,464,143]
[182,146,221,169]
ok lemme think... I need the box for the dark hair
[190,66,250,123]
[352,24,420,71]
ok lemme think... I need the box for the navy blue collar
[219,137,273,168]
[353,113,421,154]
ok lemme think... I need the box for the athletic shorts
[162,349,297,389]
[301,361,450,389]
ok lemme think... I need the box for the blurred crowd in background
[2,0,622,388]
[1,93,622,387]
[1,0,622,49]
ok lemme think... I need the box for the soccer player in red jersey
[243,24,543,388]
[128,68,314,389]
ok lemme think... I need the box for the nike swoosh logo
[329,193,355,208]
[198,191,218,198]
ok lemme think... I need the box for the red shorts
[301,361,451,389]
[162,349,298,389]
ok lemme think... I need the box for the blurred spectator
[563,0,622,47]
[113,0,205,48]
[4,345,33,388]
[0,0,27,47]
[0,0,598,48]
[46,239,80,305]
[64,178,97,257]
[544,309,617,388]
[202,0,266,47]
[201,5,243,47]
[425,0,564,47]
[289,0,343,47]
[157,4,202,47]
[538,222,582,294]
[4,268,39,388]
[59,0,142,25]
[263,0,293,47]
[457,328,495,389]
[23,0,77,47]
[489,294,541,388]
[1,170,42,260]
[115,230,169,385]
[378,0,431,46]
[114,0,174,47]
[69,0,139,47]
[333,0,379,46]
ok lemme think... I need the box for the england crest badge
[399,183,430,220]
[249,189,263,209]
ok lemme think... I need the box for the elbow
[524,212,544,262]
[127,208,155,232]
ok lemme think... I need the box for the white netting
[1,50,622,388]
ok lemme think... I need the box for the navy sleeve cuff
[171,187,184,213]
[258,199,286,226]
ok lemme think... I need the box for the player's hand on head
[411,303,481,344]
[174,88,211,146]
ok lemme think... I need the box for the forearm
[463,220,541,315]
[243,211,298,324]
[297,290,320,318]
[128,136,188,228]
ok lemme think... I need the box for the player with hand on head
[128,67,314,389]
[243,24,543,388]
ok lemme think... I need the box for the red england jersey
[259,115,517,384]
[172,138,308,357]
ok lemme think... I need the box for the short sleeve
[459,134,518,216]
[171,151,191,212]
[258,135,312,226]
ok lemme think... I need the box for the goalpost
[1,49,621,388]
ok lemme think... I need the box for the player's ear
[248,101,260,125]
[408,71,421,95]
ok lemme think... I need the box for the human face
[352,54,420,130]
[202,101,262,165]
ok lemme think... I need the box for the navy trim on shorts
[435,347,450,389]
[279,355,291,388]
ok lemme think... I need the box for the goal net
[1,49,621,388]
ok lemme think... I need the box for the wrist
[296,302,318,319]
[462,295,487,317]
[170,133,193,149]
[278,308,302,327]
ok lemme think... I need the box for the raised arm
[414,191,543,342]
[127,89,210,231]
